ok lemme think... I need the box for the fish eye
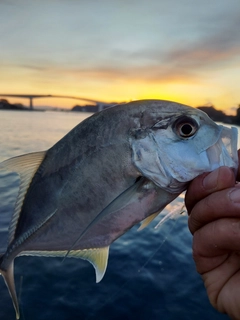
[173,116,198,138]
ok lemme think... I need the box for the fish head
[130,103,238,193]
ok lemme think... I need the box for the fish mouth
[206,126,238,175]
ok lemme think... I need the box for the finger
[202,253,240,319]
[188,186,240,234]
[192,218,240,274]
[193,222,240,319]
[237,149,240,181]
[185,166,235,214]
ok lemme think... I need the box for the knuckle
[230,220,240,237]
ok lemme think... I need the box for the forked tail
[0,256,20,319]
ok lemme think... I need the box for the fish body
[0,100,238,318]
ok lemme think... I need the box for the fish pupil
[180,124,193,136]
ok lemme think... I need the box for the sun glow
[1,57,240,114]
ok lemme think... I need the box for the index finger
[185,166,236,214]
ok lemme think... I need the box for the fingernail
[203,170,219,190]
[229,189,240,203]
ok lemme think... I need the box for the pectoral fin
[64,177,146,258]
[138,212,159,231]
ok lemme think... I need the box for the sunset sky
[0,0,240,113]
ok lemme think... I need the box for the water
[0,110,231,320]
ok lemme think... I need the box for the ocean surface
[0,110,235,320]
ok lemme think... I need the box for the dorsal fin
[0,151,47,243]
[138,212,159,231]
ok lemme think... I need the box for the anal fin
[70,247,109,283]
[22,246,110,283]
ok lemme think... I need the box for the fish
[0,99,238,319]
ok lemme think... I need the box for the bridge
[0,94,110,112]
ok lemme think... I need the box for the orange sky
[0,1,240,114]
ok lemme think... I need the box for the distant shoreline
[1,98,240,125]
[197,106,240,125]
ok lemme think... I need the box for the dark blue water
[0,111,231,320]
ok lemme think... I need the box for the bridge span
[0,94,108,111]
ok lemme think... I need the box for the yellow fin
[0,261,20,319]
[0,151,46,175]
[70,247,110,283]
[138,212,159,231]
[0,151,47,243]
[22,246,110,283]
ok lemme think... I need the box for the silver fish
[0,100,238,319]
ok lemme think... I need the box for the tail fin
[0,258,20,319]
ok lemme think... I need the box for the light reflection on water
[0,110,91,159]
[0,111,232,320]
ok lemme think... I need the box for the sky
[0,0,240,113]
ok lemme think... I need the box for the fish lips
[206,126,238,176]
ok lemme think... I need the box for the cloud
[37,63,199,86]
[162,16,240,71]
[19,64,48,71]
[77,13,240,84]
[1,0,240,91]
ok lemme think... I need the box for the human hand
[185,152,240,320]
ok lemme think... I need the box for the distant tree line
[1,98,240,125]
[0,99,28,110]
[197,105,240,125]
